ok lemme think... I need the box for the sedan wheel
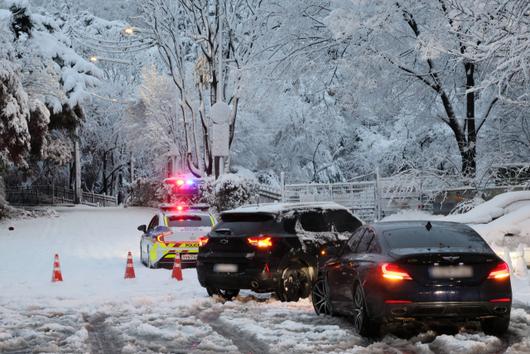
[312,277,332,315]
[352,286,365,333]
[351,284,380,337]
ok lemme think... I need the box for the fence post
[280,172,285,202]
[375,167,382,221]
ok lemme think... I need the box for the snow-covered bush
[450,196,486,215]
[126,178,166,207]
[201,174,259,213]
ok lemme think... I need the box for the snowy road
[2,207,530,353]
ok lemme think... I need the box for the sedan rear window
[383,224,491,252]
[167,215,211,227]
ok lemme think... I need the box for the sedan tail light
[487,262,510,280]
[198,236,209,247]
[247,236,273,249]
[381,263,412,281]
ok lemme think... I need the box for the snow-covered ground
[2,205,530,353]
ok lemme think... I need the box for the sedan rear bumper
[384,301,510,321]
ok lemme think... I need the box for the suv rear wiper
[214,228,232,235]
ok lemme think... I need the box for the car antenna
[425,221,432,231]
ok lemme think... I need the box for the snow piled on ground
[446,191,530,225]
[2,205,530,353]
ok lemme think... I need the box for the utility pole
[74,128,82,204]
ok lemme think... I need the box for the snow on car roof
[222,202,349,215]
[162,210,211,217]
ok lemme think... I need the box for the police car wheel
[140,244,147,266]
[146,246,157,268]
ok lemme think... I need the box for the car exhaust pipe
[493,307,508,314]
[391,308,407,316]
[250,280,259,289]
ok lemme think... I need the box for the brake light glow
[176,179,185,186]
[489,298,511,303]
[381,263,412,281]
[176,205,184,212]
[385,300,412,304]
[198,236,209,247]
[247,236,273,249]
[487,262,510,280]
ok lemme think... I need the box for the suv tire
[276,263,311,302]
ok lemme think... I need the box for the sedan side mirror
[137,224,147,233]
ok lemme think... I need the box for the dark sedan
[312,221,511,337]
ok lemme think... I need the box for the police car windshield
[167,215,211,227]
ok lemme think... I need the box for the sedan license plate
[213,264,238,273]
[429,265,473,279]
[180,253,197,261]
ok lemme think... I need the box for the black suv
[196,202,363,301]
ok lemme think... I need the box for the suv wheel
[277,264,310,302]
[207,287,240,301]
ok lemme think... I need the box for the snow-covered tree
[135,0,266,177]
[323,0,527,178]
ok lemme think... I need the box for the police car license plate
[214,264,238,273]
[180,254,197,261]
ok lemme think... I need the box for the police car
[138,205,215,269]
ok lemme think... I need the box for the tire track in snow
[199,306,270,354]
[83,313,123,354]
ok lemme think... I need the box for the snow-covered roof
[222,202,348,215]
[162,210,211,217]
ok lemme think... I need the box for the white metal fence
[6,185,118,207]
[256,170,530,222]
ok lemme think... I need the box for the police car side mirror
[137,224,147,233]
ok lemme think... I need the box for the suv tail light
[198,236,209,247]
[381,263,412,281]
[247,236,273,249]
[487,262,510,280]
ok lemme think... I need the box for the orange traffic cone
[171,253,183,281]
[124,251,136,279]
[51,254,63,282]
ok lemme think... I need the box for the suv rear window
[167,215,211,227]
[215,213,292,235]
[328,210,362,232]
[383,224,491,252]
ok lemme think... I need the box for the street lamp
[123,26,135,35]
[87,55,132,65]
